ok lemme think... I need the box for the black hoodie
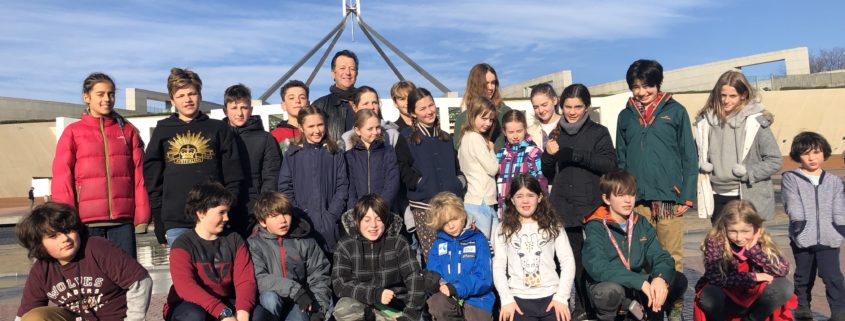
[227,116,282,236]
[143,111,243,236]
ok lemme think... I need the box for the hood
[255,214,312,240]
[380,119,399,131]
[704,102,773,128]
[158,110,209,127]
[625,92,674,117]
[227,115,265,133]
[340,209,404,241]
[285,140,324,156]
[583,205,639,225]
[351,136,386,151]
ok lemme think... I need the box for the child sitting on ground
[248,192,332,321]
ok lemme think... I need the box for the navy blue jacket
[344,138,400,210]
[395,127,463,203]
[278,141,348,253]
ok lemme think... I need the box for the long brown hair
[407,87,450,144]
[458,97,497,147]
[461,63,503,109]
[702,200,784,278]
[293,105,340,153]
[548,83,591,142]
[499,174,561,243]
[349,109,383,149]
[697,70,758,123]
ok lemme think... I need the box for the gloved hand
[557,147,574,163]
[294,288,315,313]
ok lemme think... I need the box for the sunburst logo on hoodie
[166,131,215,165]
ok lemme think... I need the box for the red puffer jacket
[52,114,150,227]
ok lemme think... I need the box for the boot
[793,305,813,321]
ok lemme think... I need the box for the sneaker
[794,305,813,320]
[626,300,645,321]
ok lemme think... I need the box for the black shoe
[794,305,813,320]
[829,310,845,321]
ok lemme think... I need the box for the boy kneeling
[332,194,424,321]
[248,192,332,321]
[583,170,687,321]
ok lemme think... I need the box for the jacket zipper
[100,118,114,219]
[814,184,820,244]
[367,149,372,193]
[278,237,288,278]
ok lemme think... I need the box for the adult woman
[452,63,512,150]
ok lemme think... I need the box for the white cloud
[0,0,712,106]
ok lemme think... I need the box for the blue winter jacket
[278,141,348,253]
[426,227,495,312]
[344,138,400,210]
[397,127,463,203]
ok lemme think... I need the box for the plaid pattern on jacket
[332,210,425,321]
[496,136,547,217]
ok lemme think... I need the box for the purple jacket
[695,236,789,291]
[496,136,547,217]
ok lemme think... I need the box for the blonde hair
[167,67,202,98]
[702,200,784,278]
[350,109,383,148]
[697,70,759,123]
[390,80,416,100]
[426,192,467,230]
[458,97,497,147]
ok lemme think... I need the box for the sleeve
[169,247,227,316]
[219,124,244,205]
[834,180,845,236]
[16,263,48,318]
[95,237,149,289]
[541,147,558,181]
[453,236,494,299]
[641,220,676,283]
[425,240,443,282]
[746,127,783,184]
[123,274,153,321]
[676,109,699,206]
[615,111,629,170]
[780,173,805,222]
[327,153,349,220]
[278,153,297,206]
[380,147,401,207]
[261,133,282,193]
[491,225,515,305]
[553,228,576,303]
[700,237,757,288]
[468,134,500,177]
[575,127,617,174]
[528,149,549,191]
[332,243,382,305]
[233,242,257,314]
[51,127,77,207]
[248,238,302,299]
[304,239,333,315]
[129,126,151,227]
[395,135,421,190]
[397,238,425,321]
[143,126,165,209]
[582,221,648,289]
[345,153,359,211]
[746,243,789,277]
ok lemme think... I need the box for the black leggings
[711,194,740,225]
[697,277,793,321]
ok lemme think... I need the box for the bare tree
[810,47,845,73]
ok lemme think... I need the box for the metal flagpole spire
[260,0,452,103]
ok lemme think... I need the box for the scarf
[329,85,356,102]
[631,92,667,126]
[559,114,589,135]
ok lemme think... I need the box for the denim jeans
[259,292,310,321]
[464,201,497,239]
[165,227,192,246]
[87,223,136,259]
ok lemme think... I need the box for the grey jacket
[247,217,333,315]
[697,103,782,219]
[781,169,845,248]
[339,119,401,151]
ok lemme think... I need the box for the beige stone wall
[0,122,55,198]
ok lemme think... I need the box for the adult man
[312,50,358,142]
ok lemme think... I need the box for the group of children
[15,51,845,321]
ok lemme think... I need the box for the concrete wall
[589,47,811,96]
[500,70,573,99]
[0,122,56,198]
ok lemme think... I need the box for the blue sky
[1,0,842,107]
